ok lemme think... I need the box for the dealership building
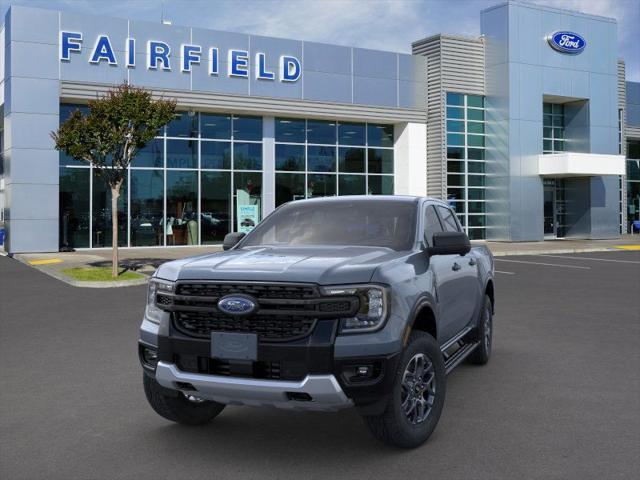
[1,1,639,252]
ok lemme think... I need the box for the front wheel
[363,331,446,448]
[143,373,225,425]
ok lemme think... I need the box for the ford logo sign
[547,31,586,54]
[217,295,257,316]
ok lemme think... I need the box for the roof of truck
[288,195,448,206]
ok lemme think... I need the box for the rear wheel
[143,373,225,425]
[363,331,446,448]
[468,294,492,365]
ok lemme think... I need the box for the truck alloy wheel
[364,331,446,448]
[401,353,436,425]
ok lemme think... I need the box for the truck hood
[154,246,406,285]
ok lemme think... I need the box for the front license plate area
[211,332,257,361]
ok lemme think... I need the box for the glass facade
[627,140,640,232]
[445,92,487,239]
[543,103,565,154]
[274,118,394,207]
[57,106,394,248]
[58,104,262,248]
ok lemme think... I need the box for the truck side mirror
[428,231,471,256]
[222,232,246,250]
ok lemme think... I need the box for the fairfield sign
[59,31,302,82]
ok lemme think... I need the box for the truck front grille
[176,282,318,300]
[174,311,316,341]
[165,282,358,342]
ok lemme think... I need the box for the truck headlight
[146,278,174,324]
[322,285,389,334]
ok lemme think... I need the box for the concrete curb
[11,255,149,288]
[491,247,623,257]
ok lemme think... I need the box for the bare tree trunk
[111,184,121,278]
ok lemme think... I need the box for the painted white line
[540,254,640,265]
[495,270,515,275]
[495,259,591,269]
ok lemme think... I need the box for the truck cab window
[424,205,444,246]
[436,205,461,232]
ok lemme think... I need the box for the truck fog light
[341,363,379,383]
[142,347,158,368]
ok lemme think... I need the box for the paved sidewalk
[480,235,640,256]
[9,246,222,287]
[7,235,640,287]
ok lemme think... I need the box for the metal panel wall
[412,35,485,200]
[60,81,426,124]
[482,1,620,241]
[55,10,427,111]
[3,6,60,252]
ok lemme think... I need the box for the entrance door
[543,178,567,238]
[544,179,555,237]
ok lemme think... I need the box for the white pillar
[394,122,427,196]
[262,116,275,217]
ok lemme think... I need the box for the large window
[59,167,90,249]
[201,171,231,244]
[445,92,486,240]
[130,169,164,247]
[628,140,640,232]
[274,118,394,207]
[92,170,127,247]
[59,104,263,247]
[543,103,565,154]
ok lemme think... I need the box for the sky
[1,0,638,80]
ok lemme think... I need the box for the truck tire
[468,294,492,365]
[143,373,225,425]
[363,331,446,448]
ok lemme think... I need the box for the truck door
[424,204,461,343]
[434,205,481,338]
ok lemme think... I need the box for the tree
[52,83,176,278]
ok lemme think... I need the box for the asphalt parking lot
[1,250,639,480]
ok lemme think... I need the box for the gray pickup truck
[139,196,494,448]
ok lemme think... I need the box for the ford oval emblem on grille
[217,295,257,316]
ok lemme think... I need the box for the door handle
[469,258,477,266]
[452,262,461,271]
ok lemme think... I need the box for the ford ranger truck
[139,196,495,448]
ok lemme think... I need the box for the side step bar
[440,325,480,374]
[443,341,480,374]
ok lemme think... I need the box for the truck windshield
[240,199,417,251]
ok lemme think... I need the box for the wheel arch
[485,278,495,313]
[404,298,438,346]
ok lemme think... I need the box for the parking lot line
[495,270,516,275]
[495,259,591,269]
[28,258,63,265]
[541,254,640,264]
[613,245,640,251]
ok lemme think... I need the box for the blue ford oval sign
[547,31,586,54]
[217,295,257,316]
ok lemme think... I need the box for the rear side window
[424,205,444,246]
[436,205,461,232]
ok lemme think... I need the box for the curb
[491,247,623,257]
[11,255,149,288]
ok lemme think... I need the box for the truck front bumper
[155,361,352,411]
[140,316,402,414]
